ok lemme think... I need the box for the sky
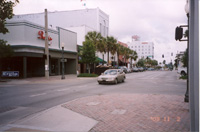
[13,0,188,64]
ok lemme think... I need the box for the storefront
[0,21,78,78]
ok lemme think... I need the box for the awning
[96,57,107,63]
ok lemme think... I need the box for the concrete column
[189,0,199,131]
[23,57,27,78]
[58,59,61,75]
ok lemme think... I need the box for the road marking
[78,85,88,88]
[56,89,69,92]
[29,93,46,97]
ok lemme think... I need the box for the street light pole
[184,0,189,102]
[61,43,65,80]
[44,9,49,79]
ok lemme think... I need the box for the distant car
[178,67,187,76]
[118,66,128,73]
[147,68,155,71]
[132,67,139,72]
[127,68,132,73]
[138,67,144,72]
[97,69,126,84]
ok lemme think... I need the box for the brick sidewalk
[63,94,190,132]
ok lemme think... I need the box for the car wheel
[114,79,118,84]
[181,71,186,76]
[98,82,101,84]
[122,77,125,82]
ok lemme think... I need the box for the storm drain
[0,106,17,114]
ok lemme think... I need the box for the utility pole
[45,9,49,79]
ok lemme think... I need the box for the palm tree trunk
[107,51,109,66]
[102,53,104,65]
[117,52,119,67]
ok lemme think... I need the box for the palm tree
[97,37,106,64]
[130,50,138,67]
[116,43,123,67]
[105,36,117,66]
[110,43,117,66]
[123,47,130,66]
[120,46,127,66]
[85,31,102,50]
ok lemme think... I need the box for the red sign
[38,31,52,41]
[142,42,148,44]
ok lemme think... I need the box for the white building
[11,8,111,65]
[128,37,154,61]
[12,8,109,45]
[0,20,77,78]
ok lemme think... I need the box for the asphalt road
[0,70,186,127]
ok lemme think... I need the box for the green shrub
[180,75,187,80]
[77,73,98,77]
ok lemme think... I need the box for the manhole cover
[0,106,17,114]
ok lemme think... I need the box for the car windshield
[104,70,117,75]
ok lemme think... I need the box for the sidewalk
[1,93,190,132]
[0,74,95,85]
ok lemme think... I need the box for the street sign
[61,58,67,62]
[2,71,19,77]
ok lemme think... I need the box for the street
[0,70,187,128]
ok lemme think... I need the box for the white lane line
[56,89,69,92]
[29,93,46,97]
[78,85,88,88]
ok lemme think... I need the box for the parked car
[118,66,128,73]
[127,68,132,73]
[97,69,126,84]
[132,67,139,72]
[177,67,187,76]
[138,67,144,72]
[147,68,155,71]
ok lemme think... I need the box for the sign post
[45,9,49,79]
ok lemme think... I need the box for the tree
[163,60,166,65]
[130,50,138,68]
[97,37,106,64]
[0,40,13,58]
[0,0,19,34]
[181,48,188,68]
[80,40,97,74]
[110,42,117,66]
[85,31,102,50]
[116,43,123,67]
[151,60,158,67]
[0,0,19,58]
[137,58,145,67]
[105,36,117,65]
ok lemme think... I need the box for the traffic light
[162,54,164,58]
[175,27,183,41]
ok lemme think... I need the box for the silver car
[97,69,126,84]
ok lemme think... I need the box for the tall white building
[128,37,154,61]
[11,8,111,65]
[11,8,109,45]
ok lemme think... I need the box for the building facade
[11,8,111,70]
[0,21,77,78]
[12,8,109,45]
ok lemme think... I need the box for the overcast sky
[13,0,188,63]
